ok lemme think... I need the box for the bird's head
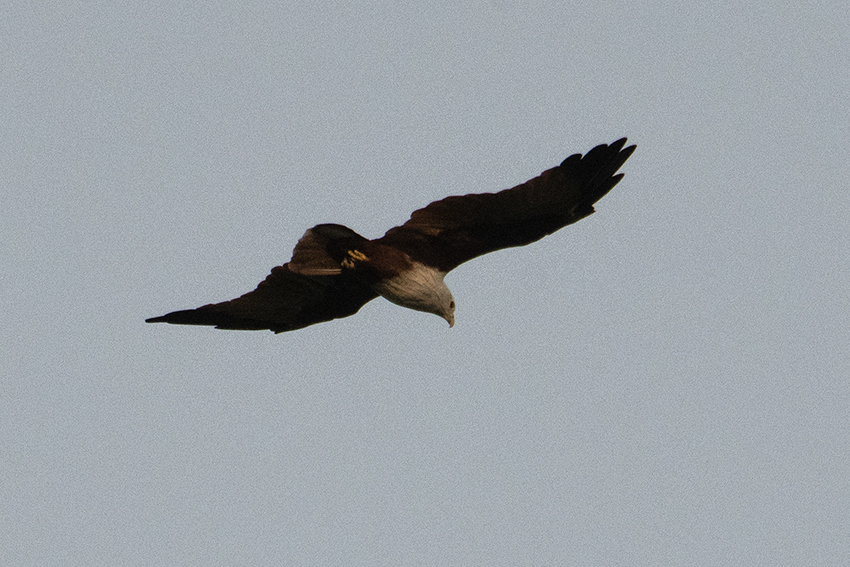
[374,262,456,328]
[438,298,455,328]
[421,276,455,328]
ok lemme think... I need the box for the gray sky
[3,1,849,565]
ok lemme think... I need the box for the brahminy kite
[147,138,635,332]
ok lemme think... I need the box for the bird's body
[147,138,636,332]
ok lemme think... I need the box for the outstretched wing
[146,264,378,333]
[379,138,636,272]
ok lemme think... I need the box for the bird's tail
[287,223,368,276]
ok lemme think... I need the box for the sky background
[3,1,849,565]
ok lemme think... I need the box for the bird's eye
[450,301,455,309]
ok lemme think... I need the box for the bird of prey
[147,138,635,333]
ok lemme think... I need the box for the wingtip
[620,138,637,157]
[611,137,635,152]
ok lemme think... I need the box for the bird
[146,138,636,333]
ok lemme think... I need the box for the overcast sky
[3,1,849,565]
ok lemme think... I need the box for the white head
[414,283,455,327]
[435,295,456,328]
[376,263,456,327]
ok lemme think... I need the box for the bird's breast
[372,261,450,314]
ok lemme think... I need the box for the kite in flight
[147,138,635,333]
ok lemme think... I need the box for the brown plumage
[146,138,636,332]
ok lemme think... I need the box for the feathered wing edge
[378,138,636,272]
[145,263,378,333]
[147,224,379,333]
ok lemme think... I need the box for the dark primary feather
[145,264,378,333]
[379,138,636,272]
